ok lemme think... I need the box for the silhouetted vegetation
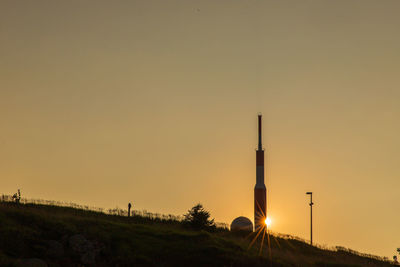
[0,197,394,266]
[183,203,216,231]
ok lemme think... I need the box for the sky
[1,0,400,258]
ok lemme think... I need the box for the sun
[265,217,271,227]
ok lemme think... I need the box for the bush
[183,204,215,230]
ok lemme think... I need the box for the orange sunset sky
[1,0,400,258]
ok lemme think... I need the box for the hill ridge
[0,198,393,266]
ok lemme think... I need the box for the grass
[0,201,394,266]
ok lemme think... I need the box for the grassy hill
[0,201,393,267]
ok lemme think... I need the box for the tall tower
[254,114,267,231]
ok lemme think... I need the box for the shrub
[183,204,215,230]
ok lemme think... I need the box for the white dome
[230,216,253,232]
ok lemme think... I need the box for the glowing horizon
[265,217,272,228]
[1,0,400,259]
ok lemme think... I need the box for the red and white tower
[254,114,267,231]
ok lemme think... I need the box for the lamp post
[306,192,313,246]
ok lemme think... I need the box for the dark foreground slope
[0,202,392,267]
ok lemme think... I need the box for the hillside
[0,202,393,267]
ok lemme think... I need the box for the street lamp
[306,192,314,246]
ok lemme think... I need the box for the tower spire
[254,114,267,231]
[258,114,262,151]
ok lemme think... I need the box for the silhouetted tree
[183,203,215,230]
[396,248,400,265]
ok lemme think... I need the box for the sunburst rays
[246,202,273,261]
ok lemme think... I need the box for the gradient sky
[1,0,400,258]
